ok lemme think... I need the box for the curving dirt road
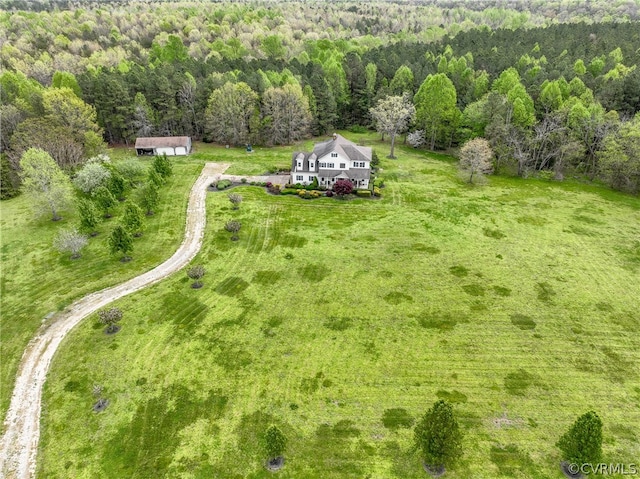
[0,162,229,479]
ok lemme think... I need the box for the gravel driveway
[0,162,229,479]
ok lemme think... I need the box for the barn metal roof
[135,136,191,148]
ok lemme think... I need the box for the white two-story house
[290,134,372,189]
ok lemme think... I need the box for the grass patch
[436,390,468,404]
[510,314,536,330]
[449,265,469,277]
[483,227,506,239]
[504,369,536,396]
[381,408,415,430]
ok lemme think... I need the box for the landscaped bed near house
[36,138,640,478]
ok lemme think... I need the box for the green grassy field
[7,136,640,478]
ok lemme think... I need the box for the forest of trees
[2,0,640,197]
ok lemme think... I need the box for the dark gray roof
[318,169,370,180]
[292,135,372,175]
[312,134,372,162]
[135,136,190,148]
[342,144,371,162]
[292,151,311,171]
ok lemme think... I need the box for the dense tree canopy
[1,1,640,196]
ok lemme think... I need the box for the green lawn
[9,137,640,477]
[0,154,207,421]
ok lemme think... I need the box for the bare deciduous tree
[459,137,494,183]
[370,94,416,159]
[53,227,89,259]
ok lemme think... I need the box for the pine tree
[556,411,603,465]
[77,199,101,236]
[92,185,117,218]
[139,182,160,215]
[265,424,287,462]
[148,167,164,187]
[152,154,173,179]
[414,400,463,472]
[1,154,20,199]
[108,225,133,261]
[122,202,145,237]
[108,171,127,201]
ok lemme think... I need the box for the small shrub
[333,180,353,196]
[210,181,217,188]
[217,179,232,190]
[325,190,334,197]
[356,189,372,197]
[187,265,206,288]
[373,186,382,197]
[281,188,297,195]
[152,154,173,179]
[249,181,256,185]
[225,220,241,240]
[536,170,554,181]
[266,182,273,188]
[98,307,123,334]
[228,193,243,209]
[268,184,281,194]
[374,178,385,188]
[241,177,247,184]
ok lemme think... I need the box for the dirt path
[0,162,229,479]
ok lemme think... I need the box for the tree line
[1,5,640,196]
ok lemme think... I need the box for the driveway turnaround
[0,162,229,479]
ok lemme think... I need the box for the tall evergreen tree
[414,400,463,473]
[109,225,134,261]
[557,411,603,465]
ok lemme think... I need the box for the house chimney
[332,133,337,141]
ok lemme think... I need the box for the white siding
[318,153,349,170]
[156,147,176,156]
[292,173,317,185]
[175,147,187,155]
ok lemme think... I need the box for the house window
[331,152,338,158]
[310,162,314,169]
[296,175,304,181]
[320,178,325,183]
[353,161,365,167]
[309,176,314,181]
[328,163,334,168]
[339,163,345,169]
[297,162,302,169]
